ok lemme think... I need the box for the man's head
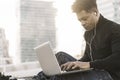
[72,0,100,31]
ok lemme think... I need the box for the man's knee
[56,51,66,57]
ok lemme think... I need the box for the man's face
[76,10,97,31]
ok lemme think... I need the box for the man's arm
[60,43,91,71]
[78,43,91,62]
[61,61,90,71]
[90,25,120,72]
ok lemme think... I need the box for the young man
[56,0,120,80]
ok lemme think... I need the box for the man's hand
[60,61,90,71]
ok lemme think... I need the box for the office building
[97,0,120,23]
[20,0,56,62]
[0,28,11,64]
[113,0,120,23]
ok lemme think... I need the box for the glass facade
[20,0,56,62]
[97,0,120,24]
[113,0,120,23]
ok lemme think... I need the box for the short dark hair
[72,0,98,13]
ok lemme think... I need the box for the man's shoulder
[108,21,120,37]
[110,21,120,31]
[101,15,120,27]
[103,17,120,31]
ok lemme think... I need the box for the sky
[54,0,85,57]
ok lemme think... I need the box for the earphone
[94,12,97,16]
[86,19,97,61]
[86,27,96,61]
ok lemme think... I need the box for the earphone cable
[86,22,97,61]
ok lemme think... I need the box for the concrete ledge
[0,61,42,78]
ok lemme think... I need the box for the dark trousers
[55,51,113,80]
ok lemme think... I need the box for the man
[56,0,120,80]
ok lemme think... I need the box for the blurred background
[0,0,120,79]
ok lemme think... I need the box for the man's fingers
[61,61,90,71]
[72,65,77,69]
[61,62,75,71]
[66,62,75,70]
[61,64,66,71]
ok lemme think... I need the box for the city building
[0,28,11,65]
[20,0,56,62]
[97,0,120,24]
[97,0,114,20]
[113,0,120,23]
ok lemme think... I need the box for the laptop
[34,41,92,76]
